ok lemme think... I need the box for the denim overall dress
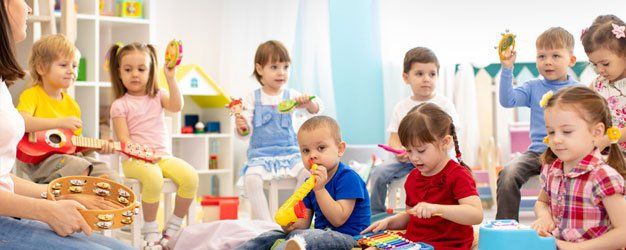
[242,89,301,178]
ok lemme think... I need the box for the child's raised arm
[311,165,356,227]
[557,194,626,250]
[160,66,183,112]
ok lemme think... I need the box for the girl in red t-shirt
[362,103,483,250]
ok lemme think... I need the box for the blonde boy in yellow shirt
[16,34,120,183]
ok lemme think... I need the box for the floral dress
[592,76,626,150]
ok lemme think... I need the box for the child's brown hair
[398,102,468,169]
[298,115,342,145]
[107,42,159,99]
[542,86,626,178]
[581,15,626,57]
[28,34,77,86]
[536,27,575,53]
[252,40,291,85]
[403,47,439,73]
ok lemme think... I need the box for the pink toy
[377,144,406,155]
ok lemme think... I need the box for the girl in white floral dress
[582,14,626,150]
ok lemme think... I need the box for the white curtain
[454,63,480,166]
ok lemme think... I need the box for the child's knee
[141,178,164,202]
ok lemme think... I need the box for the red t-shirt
[403,160,478,250]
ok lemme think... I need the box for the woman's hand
[39,200,92,237]
[58,194,123,210]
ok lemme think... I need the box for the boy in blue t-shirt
[239,116,370,250]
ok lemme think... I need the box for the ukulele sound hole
[48,134,62,144]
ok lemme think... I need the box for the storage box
[200,196,239,223]
[117,0,143,18]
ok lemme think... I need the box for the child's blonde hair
[403,47,439,73]
[107,42,159,99]
[536,27,575,53]
[398,103,468,170]
[252,40,291,85]
[298,115,342,145]
[28,34,77,85]
[542,86,626,178]
[581,15,626,57]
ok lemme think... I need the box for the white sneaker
[284,235,306,250]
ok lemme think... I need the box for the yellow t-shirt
[16,85,82,135]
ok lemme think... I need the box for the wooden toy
[497,30,516,61]
[165,39,183,69]
[17,128,157,164]
[277,96,315,113]
[44,176,140,230]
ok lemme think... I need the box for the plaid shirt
[541,149,625,242]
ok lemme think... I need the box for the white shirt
[0,80,24,193]
[387,95,459,133]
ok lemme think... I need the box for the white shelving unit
[14,1,235,198]
[157,64,235,197]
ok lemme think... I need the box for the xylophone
[478,220,555,250]
[354,231,433,250]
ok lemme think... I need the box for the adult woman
[0,1,131,248]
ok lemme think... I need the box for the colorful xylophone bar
[354,231,434,250]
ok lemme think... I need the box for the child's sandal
[159,234,172,250]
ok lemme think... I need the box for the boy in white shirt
[369,47,459,214]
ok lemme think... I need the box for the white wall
[154,0,300,177]
[380,0,626,67]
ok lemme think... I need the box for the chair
[264,177,298,218]
[107,153,197,248]
[386,176,408,212]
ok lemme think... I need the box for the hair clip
[543,136,550,145]
[580,27,589,40]
[607,126,622,144]
[103,42,125,72]
[539,91,554,108]
[612,23,625,39]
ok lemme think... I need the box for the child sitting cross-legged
[238,115,371,250]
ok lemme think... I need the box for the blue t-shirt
[303,162,371,236]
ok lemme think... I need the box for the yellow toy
[497,30,516,61]
[275,163,318,226]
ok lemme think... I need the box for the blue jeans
[0,216,133,250]
[495,151,542,221]
[368,161,414,214]
[237,229,356,250]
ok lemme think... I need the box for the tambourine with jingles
[45,176,140,230]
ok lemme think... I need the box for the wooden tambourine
[46,176,140,231]
[165,39,183,69]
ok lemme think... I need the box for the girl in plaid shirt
[533,86,626,249]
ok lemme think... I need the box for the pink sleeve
[592,167,625,205]
[110,99,127,118]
